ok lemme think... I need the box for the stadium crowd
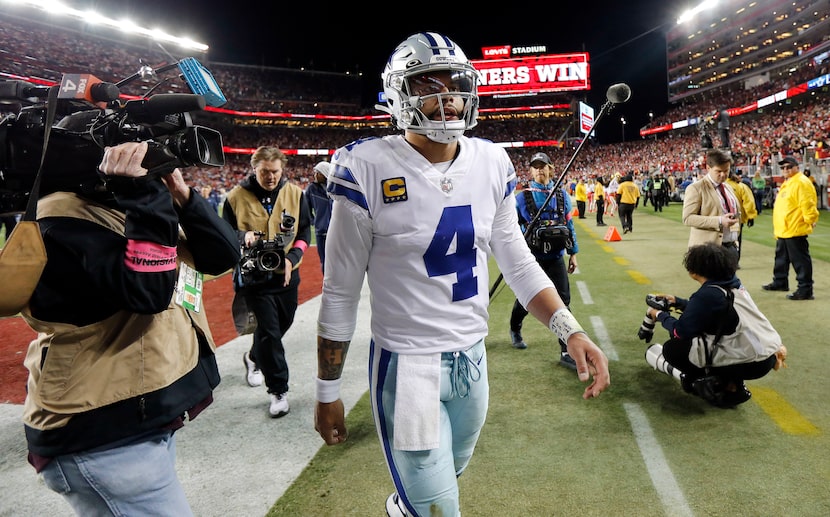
[1,13,828,205]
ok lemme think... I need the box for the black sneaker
[787,291,814,300]
[710,382,752,408]
[559,351,577,370]
[509,330,527,349]
[762,283,788,291]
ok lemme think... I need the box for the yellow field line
[749,385,821,435]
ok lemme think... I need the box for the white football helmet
[377,32,480,143]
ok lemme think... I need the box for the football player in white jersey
[314,32,610,517]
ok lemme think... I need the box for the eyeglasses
[781,165,795,170]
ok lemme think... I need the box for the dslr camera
[0,58,226,214]
[638,294,679,342]
[238,212,296,286]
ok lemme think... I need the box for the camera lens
[258,250,281,271]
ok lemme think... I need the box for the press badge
[175,262,203,313]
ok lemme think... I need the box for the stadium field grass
[267,203,830,517]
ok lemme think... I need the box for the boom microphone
[124,94,207,122]
[489,78,632,300]
[606,83,632,104]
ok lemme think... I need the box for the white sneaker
[385,492,407,517]
[269,393,289,418]
[243,352,263,387]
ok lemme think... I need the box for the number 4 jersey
[318,134,553,354]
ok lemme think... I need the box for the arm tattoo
[317,337,351,380]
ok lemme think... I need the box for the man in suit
[682,149,742,263]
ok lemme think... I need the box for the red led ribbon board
[472,53,590,96]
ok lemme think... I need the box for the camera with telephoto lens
[639,294,679,342]
[645,293,674,312]
[238,212,296,286]
[0,58,226,215]
[638,311,656,342]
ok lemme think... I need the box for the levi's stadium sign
[471,53,590,96]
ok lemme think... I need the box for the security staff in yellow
[223,145,312,417]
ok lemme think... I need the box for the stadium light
[3,0,209,51]
[676,0,719,25]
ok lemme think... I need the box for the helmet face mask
[380,32,480,143]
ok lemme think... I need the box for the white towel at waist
[393,352,441,451]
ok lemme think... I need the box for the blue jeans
[40,429,192,517]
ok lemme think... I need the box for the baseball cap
[530,152,552,166]
[313,161,332,178]
[778,156,799,167]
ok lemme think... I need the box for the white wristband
[316,377,342,403]
[548,308,586,343]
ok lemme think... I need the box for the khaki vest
[22,192,215,431]
[226,182,303,271]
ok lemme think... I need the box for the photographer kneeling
[641,242,786,408]
[222,146,311,418]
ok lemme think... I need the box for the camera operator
[509,152,580,370]
[641,243,784,408]
[21,141,240,515]
[222,145,311,418]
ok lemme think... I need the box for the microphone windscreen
[606,83,632,104]
[89,82,121,103]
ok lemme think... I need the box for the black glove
[747,219,754,227]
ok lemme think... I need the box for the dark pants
[719,128,730,149]
[753,189,764,214]
[596,198,605,224]
[510,255,570,352]
[576,200,586,218]
[244,272,300,395]
[772,236,813,293]
[619,202,635,232]
[662,337,777,384]
[652,191,664,212]
[316,231,327,273]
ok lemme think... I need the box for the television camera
[0,58,227,215]
[237,212,296,287]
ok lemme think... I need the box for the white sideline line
[589,315,618,361]
[575,280,593,304]
[623,403,694,517]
